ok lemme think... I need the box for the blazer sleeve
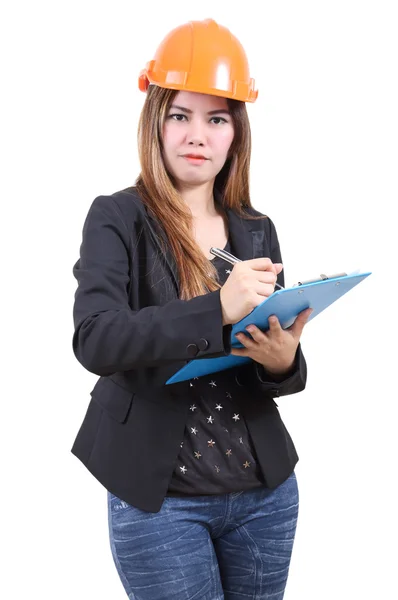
[72,196,232,376]
[250,216,308,397]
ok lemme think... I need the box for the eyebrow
[169,104,231,116]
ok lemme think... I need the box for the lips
[183,154,208,159]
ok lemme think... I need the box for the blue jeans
[107,471,299,599]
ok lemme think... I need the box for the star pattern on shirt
[171,235,263,491]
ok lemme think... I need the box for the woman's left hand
[230,308,313,375]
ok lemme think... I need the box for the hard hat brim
[139,71,258,103]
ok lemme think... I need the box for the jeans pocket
[108,491,133,514]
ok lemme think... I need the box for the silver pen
[209,247,284,290]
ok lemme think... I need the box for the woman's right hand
[220,258,283,325]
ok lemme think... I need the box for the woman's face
[162,90,234,189]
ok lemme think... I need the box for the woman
[71,18,312,600]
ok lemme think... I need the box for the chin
[180,176,212,187]
[172,169,211,186]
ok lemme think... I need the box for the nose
[186,118,206,147]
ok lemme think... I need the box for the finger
[291,308,313,337]
[268,315,283,334]
[244,325,267,343]
[248,257,276,272]
[257,270,279,284]
[230,347,249,357]
[235,332,255,348]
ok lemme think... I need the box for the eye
[168,113,187,121]
[210,116,228,125]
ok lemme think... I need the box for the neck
[178,182,219,219]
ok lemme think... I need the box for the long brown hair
[135,85,266,300]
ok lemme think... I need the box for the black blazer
[71,187,307,512]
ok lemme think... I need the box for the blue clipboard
[166,271,372,385]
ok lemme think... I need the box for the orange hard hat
[138,19,258,103]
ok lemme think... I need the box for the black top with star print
[166,237,266,496]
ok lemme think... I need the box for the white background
[1,1,397,598]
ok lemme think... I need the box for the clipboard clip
[292,272,347,287]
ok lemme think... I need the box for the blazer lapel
[225,207,265,263]
[144,214,180,292]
